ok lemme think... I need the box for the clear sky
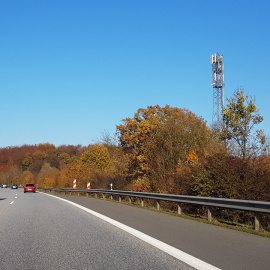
[1,0,269,148]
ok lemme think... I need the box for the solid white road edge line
[42,192,221,270]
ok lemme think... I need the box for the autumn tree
[58,153,74,168]
[58,163,80,188]
[117,105,224,191]
[0,166,21,185]
[80,144,111,169]
[98,140,134,190]
[76,144,111,188]
[219,89,267,159]
[36,168,60,188]
[19,171,35,185]
[22,153,33,171]
[145,109,224,192]
[117,105,175,150]
[116,105,170,184]
[189,153,270,201]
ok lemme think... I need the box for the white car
[1,183,7,188]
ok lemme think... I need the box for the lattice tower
[211,53,225,126]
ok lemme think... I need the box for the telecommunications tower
[211,53,225,125]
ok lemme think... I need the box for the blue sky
[1,0,269,148]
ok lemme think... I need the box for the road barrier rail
[37,187,270,231]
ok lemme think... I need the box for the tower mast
[211,53,225,126]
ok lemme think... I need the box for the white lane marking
[42,192,221,270]
[10,201,14,205]
[15,197,18,199]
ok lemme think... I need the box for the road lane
[0,189,197,270]
[43,192,219,270]
[0,188,19,215]
[52,193,270,270]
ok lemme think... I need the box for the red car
[24,183,36,193]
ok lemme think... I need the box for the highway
[0,188,269,269]
[0,188,201,270]
[55,193,270,270]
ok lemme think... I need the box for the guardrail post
[111,194,113,200]
[255,213,260,231]
[128,196,131,204]
[95,193,97,198]
[208,207,212,222]
[119,196,122,203]
[141,198,144,207]
[78,192,80,196]
[102,193,105,199]
[178,202,182,215]
[156,200,160,211]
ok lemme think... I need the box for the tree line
[0,89,269,204]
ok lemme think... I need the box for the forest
[1,89,269,204]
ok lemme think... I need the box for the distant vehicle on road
[11,184,18,189]
[1,183,7,188]
[24,183,36,193]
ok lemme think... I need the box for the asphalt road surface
[1,188,270,270]
[0,188,204,270]
[53,192,270,270]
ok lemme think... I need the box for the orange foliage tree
[36,168,60,188]
[58,163,80,188]
[117,105,224,192]
[19,171,35,185]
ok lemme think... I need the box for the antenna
[211,53,225,126]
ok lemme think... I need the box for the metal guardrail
[37,187,270,231]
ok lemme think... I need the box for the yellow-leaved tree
[218,89,267,159]
[77,144,111,188]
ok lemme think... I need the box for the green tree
[219,89,267,159]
